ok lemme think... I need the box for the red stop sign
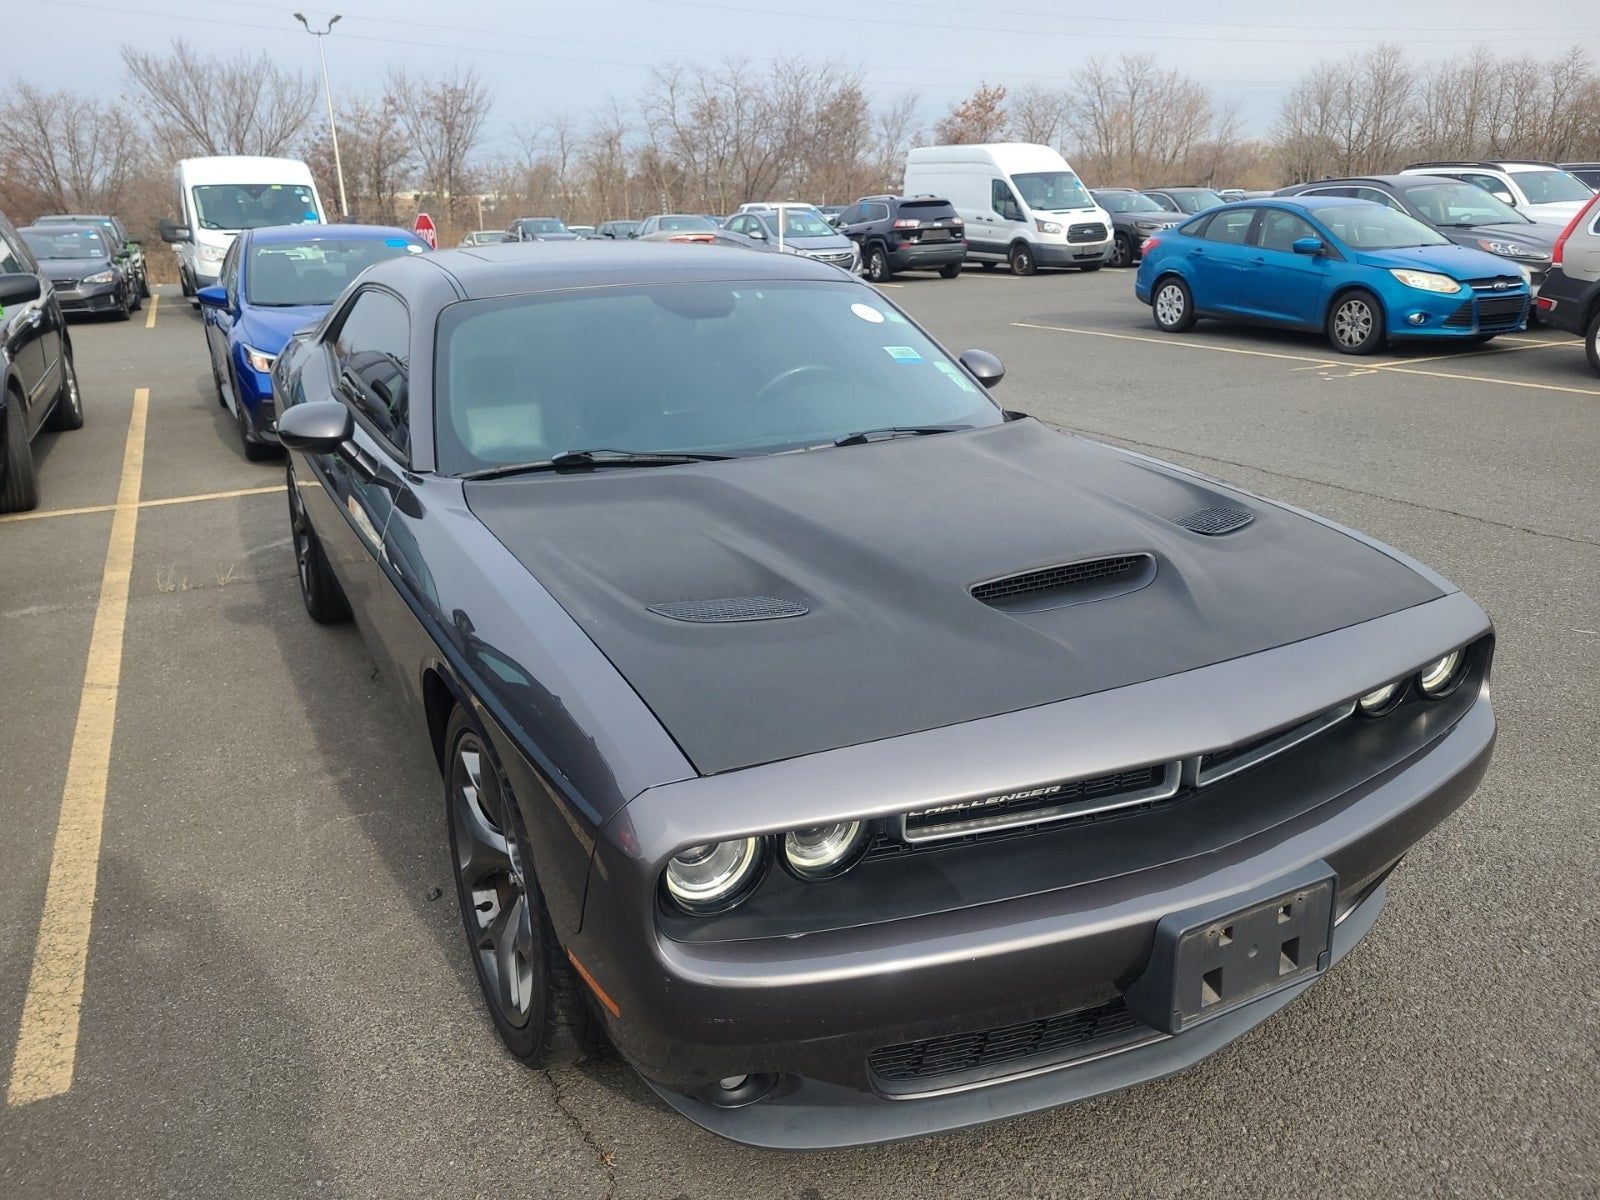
[413,212,437,249]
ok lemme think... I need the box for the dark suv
[837,195,966,281]
[1534,191,1600,374]
[0,207,83,512]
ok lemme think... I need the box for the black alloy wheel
[1008,243,1036,276]
[284,461,351,623]
[444,708,594,1067]
[1111,232,1133,268]
[46,353,84,432]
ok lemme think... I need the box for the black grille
[971,554,1151,607]
[1443,301,1474,328]
[1068,222,1108,243]
[1477,295,1527,328]
[646,596,808,623]
[1175,505,1253,535]
[868,998,1149,1087]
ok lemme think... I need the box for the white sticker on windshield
[851,302,885,324]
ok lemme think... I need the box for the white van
[160,156,326,298]
[904,143,1112,274]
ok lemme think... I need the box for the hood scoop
[1175,505,1254,536]
[647,596,809,623]
[972,553,1156,613]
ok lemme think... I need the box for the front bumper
[233,359,279,442]
[1384,285,1530,338]
[1036,239,1112,267]
[574,593,1495,1147]
[53,283,120,314]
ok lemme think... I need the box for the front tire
[1328,290,1385,355]
[1008,242,1036,276]
[865,245,893,283]
[445,708,595,1068]
[1152,276,1196,333]
[1110,232,1133,268]
[979,260,997,272]
[938,263,962,279]
[1585,308,1600,377]
[113,289,132,321]
[1080,262,1103,272]
[46,353,84,432]
[1,391,39,513]
[285,461,351,623]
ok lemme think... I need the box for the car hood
[237,304,329,355]
[40,257,114,279]
[1351,242,1521,278]
[465,419,1442,774]
[781,234,853,250]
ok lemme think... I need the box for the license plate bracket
[1123,863,1336,1035]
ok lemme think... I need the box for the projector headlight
[242,345,277,374]
[1357,680,1404,715]
[1417,650,1466,697]
[663,838,764,913]
[82,269,118,285]
[1389,269,1462,294]
[782,821,868,881]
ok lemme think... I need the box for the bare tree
[1066,54,1216,184]
[1008,85,1072,149]
[387,65,492,223]
[122,40,317,158]
[935,83,1008,145]
[873,92,921,188]
[0,83,145,211]
[304,92,412,223]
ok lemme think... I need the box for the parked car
[569,225,597,238]
[196,224,427,460]
[1399,161,1593,225]
[905,143,1112,274]
[1141,187,1227,216]
[270,239,1495,1149]
[723,207,859,271]
[0,208,82,512]
[507,217,580,242]
[595,220,640,240]
[630,214,722,238]
[19,224,138,320]
[1090,188,1184,267]
[36,213,150,298]
[639,228,792,254]
[1532,191,1600,373]
[461,230,509,246]
[836,194,967,281]
[1136,197,1531,354]
[1557,162,1600,190]
[817,204,847,226]
[1217,189,1273,203]
[1275,175,1555,295]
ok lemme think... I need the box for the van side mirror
[159,218,192,244]
[0,274,42,306]
[1291,236,1325,256]
[959,348,1005,388]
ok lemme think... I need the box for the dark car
[507,217,580,243]
[630,214,721,238]
[269,241,1495,1149]
[1141,187,1227,216]
[1532,191,1600,372]
[1276,175,1554,294]
[19,224,138,320]
[36,213,150,299]
[595,220,639,240]
[1090,188,1184,267]
[0,208,83,512]
[836,195,967,281]
[1558,162,1600,190]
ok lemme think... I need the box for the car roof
[248,222,421,246]
[1145,186,1216,192]
[21,222,103,235]
[38,213,118,222]
[1292,174,1459,189]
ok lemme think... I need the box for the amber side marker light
[567,950,622,1018]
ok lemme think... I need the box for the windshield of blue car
[435,280,1003,475]
[658,215,719,232]
[246,237,424,306]
[1403,182,1527,227]
[1011,171,1093,211]
[1510,168,1593,204]
[21,228,110,259]
[1096,192,1164,214]
[1316,204,1451,250]
[192,184,320,231]
[1172,190,1225,213]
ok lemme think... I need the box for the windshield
[522,219,569,234]
[1172,189,1225,214]
[1011,171,1093,211]
[21,227,110,259]
[1095,191,1163,214]
[1511,168,1593,204]
[434,280,1002,475]
[192,183,320,231]
[768,210,834,237]
[1404,182,1526,227]
[658,215,719,232]
[1317,203,1450,250]
[246,236,424,306]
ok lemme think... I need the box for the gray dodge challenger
[271,242,1496,1148]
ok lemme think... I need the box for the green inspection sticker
[883,345,922,362]
[935,361,977,392]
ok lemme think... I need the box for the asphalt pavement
[1,269,1596,1199]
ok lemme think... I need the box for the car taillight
[1142,236,1161,253]
[1552,193,1600,268]
[892,218,921,229]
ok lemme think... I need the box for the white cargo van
[159,156,326,299]
[904,144,1112,274]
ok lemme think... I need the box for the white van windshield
[1011,171,1093,212]
[192,184,321,231]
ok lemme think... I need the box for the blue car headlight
[1389,269,1463,294]
[242,344,277,374]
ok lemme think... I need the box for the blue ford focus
[1134,197,1531,355]
[198,224,427,458]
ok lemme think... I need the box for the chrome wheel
[1155,284,1186,327]
[450,736,535,1029]
[1333,298,1374,349]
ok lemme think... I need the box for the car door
[1239,208,1329,326]
[1145,192,1181,214]
[984,179,1028,256]
[0,226,51,428]
[1184,206,1258,314]
[207,238,243,402]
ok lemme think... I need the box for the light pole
[293,12,349,219]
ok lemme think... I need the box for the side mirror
[277,399,354,455]
[748,228,766,240]
[0,273,42,306]
[1291,236,1325,256]
[959,348,1005,388]
[196,284,229,309]
[158,218,192,244]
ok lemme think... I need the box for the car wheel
[938,264,962,279]
[285,461,351,623]
[46,352,84,432]
[1,389,39,513]
[1152,276,1196,333]
[979,261,997,272]
[1008,243,1036,276]
[1585,308,1600,377]
[234,368,276,462]
[1080,262,1103,273]
[138,273,151,299]
[1328,290,1385,355]
[211,352,228,408]
[128,286,142,314]
[1110,233,1133,268]
[444,707,596,1068]
[113,289,132,321]
[865,246,892,283]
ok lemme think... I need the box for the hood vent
[971,553,1156,613]
[1176,505,1253,536]
[647,596,809,623]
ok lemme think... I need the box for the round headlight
[782,821,867,880]
[1418,650,1466,697]
[663,838,763,913]
[1357,681,1403,715]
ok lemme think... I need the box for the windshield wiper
[462,448,734,480]
[833,424,970,448]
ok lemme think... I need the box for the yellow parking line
[143,293,159,329]
[0,484,279,526]
[6,388,148,1108]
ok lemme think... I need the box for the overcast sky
[22,0,1600,150]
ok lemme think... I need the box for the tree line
[3,39,1599,255]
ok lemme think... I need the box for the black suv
[36,213,150,299]
[0,207,84,512]
[837,195,966,281]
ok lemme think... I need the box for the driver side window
[332,289,411,458]
[991,180,1022,221]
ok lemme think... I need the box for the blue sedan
[198,224,427,459]
[1134,197,1531,355]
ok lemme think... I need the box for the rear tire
[46,353,84,432]
[938,263,962,279]
[1,390,39,513]
[285,461,351,624]
[1585,308,1600,377]
[1110,232,1133,268]
[978,260,996,272]
[1327,290,1386,355]
[1152,276,1196,333]
[1008,242,1036,276]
